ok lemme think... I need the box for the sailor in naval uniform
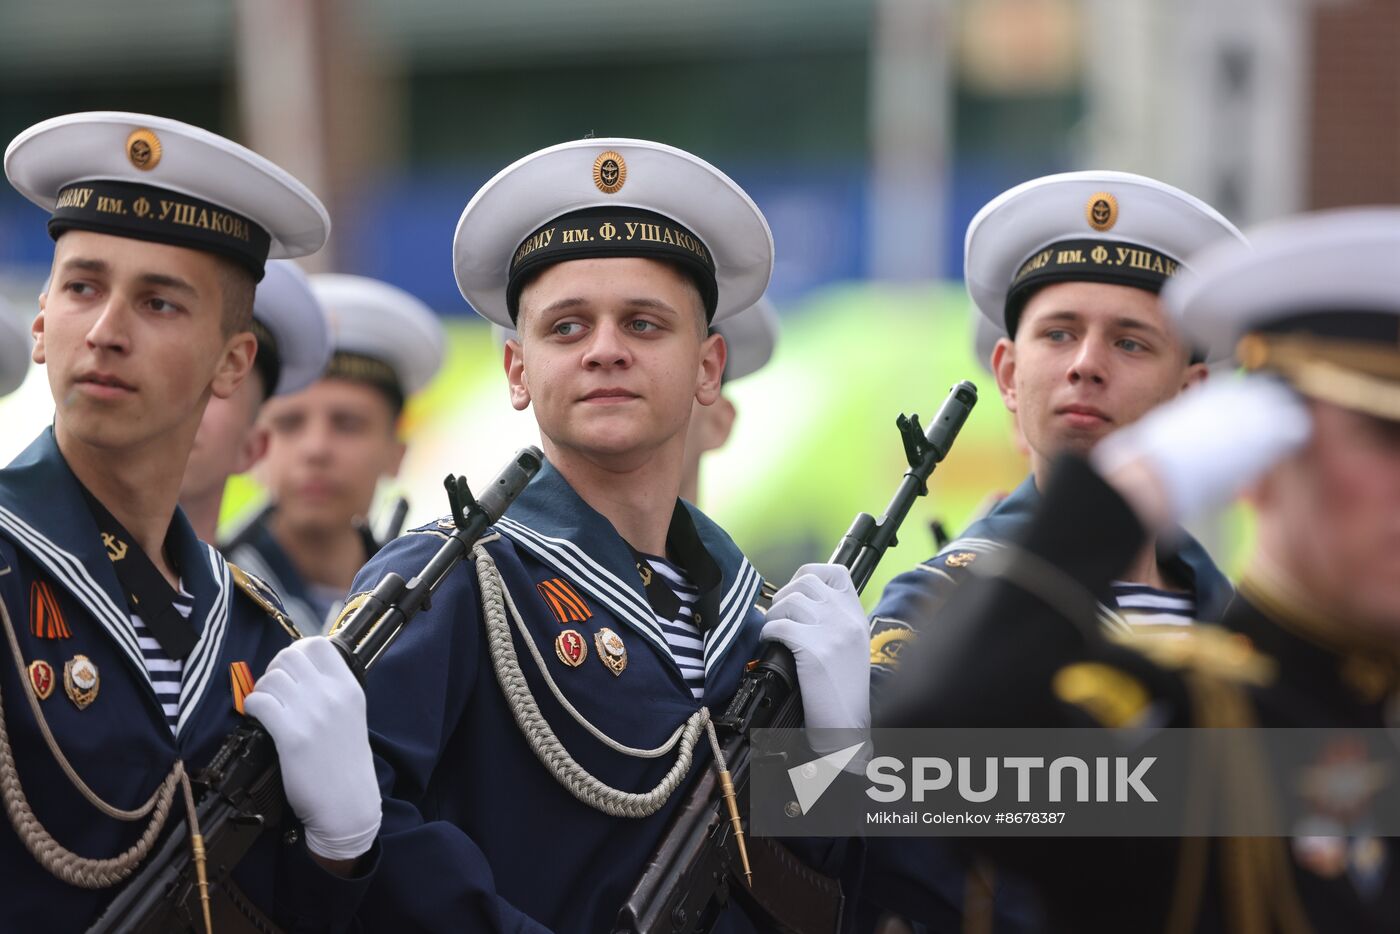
[179,259,332,543]
[881,206,1400,934]
[869,171,1246,695]
[497,295,780,510]
[227,275,444,634]
[0,112,380,930]
[330,138,870,932]
[860,172,1245,934]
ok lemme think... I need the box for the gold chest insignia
[63,654,99,709]
[595,627,627,676]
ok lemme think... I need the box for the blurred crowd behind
[1,0,1394,598]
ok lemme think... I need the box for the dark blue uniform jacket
[0,429,373,931]
[351,461,852,933]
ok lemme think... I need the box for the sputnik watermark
[866,755,1156,803]
[751,728,1400,837]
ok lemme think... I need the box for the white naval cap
[716,296,779,381]
[311,274,445,406]
[252,261,332,397]
[4,111,330,278]
[453,138,773,328]
[965,170,1244,359]
[0,302,32,398]
[972,313,1006,377]
[1163,207,1400,422]
[490,295,779,383]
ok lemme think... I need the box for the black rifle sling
[741,837,844,934]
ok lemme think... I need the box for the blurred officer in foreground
[0,111,378,930]
[178,260,331,543]
[228,275,444,633]
[883,207,1400,932]
[339,138,867,932]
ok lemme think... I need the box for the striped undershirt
[642,555,706,700]
[131,582,194,732]
[1110,582,1196,629]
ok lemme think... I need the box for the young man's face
[993,280,1205,474]
[180,372,268,504]
[34,230,253,453]
[1255,401,1400,638]
[255,378,405,535]
[506,257,726,469]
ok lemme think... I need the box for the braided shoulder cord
[474,543,714,818]
[0,593,202,893]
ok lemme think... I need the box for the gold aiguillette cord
[705,721,751,886]
[177,772,212,934]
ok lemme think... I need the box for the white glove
[761,563,871,743]
[244,636,381,861]
[1090,376,1313,529]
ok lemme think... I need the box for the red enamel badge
[27,660,54,701]
[555,629,588,667]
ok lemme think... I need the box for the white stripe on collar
[933,535,1130,634]
[495,516,670,654]
[0,504,149,687]
[176,545,231,736]
[704,560,761,676]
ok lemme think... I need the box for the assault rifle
[88,447,544,934]
[616,382,978,934]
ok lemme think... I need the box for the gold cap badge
[593,151,626,194]
[1086,192,1118,232]
[126,128,162,172]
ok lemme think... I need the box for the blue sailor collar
[955,471,1233,622]
[494,459,762,679]
[223,508,323,629]
[0,428,234,735]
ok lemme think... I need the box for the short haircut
[217,256,256,335]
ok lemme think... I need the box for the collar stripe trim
[176,546,231,735]
[704,560,761,676]
[495,517,671,654]
[0,505,148,683]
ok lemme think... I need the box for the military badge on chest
[27,660,55,700]
[594,627,627,676]
[63,654,99,709]
[29,580,71,640]
[555,629,588,667]
[537,577,592,624]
